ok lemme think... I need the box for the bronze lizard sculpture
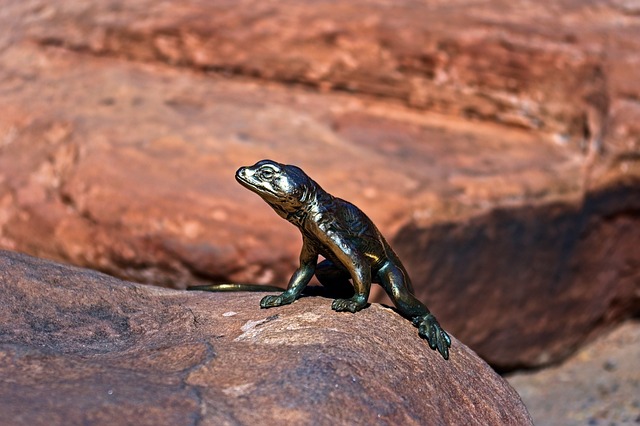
[189,160,451,360]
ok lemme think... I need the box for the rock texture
[0,0,639,369]
[507,320,640,425]
[9,0,640,143]
[0,250,532,425]
[396,178,640,368]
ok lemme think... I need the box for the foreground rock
[0,250,531,425]
[1,1,639,370]
[507,321,640,425]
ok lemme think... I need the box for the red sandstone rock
[0,0,638,369]
[394,178,640,368]
[0,250,533,425]
[14,0,639,146]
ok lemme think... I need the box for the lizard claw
[331,296,367,313]
[260,293,295,308]
[414,314,451,360]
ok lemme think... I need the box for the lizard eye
[259,168,274,180]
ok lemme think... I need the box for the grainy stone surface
[0,250,532,426]
[0,0,639,369]
[507,321,640,426]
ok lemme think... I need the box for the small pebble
[602,359,617,372]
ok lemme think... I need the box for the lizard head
[236,160,316,216]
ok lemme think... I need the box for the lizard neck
[285,183,332,228]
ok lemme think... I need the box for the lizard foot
[260,293,295,308]
[413,314,451,360]
[331,296,367,313]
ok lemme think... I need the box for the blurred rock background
[0,1,638,423]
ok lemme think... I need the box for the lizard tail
[186,283,284,292]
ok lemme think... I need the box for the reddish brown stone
[0,40,587,291]
[14,0,633,143]
[0,250,533,425]
[0,0,639,370]
[393,178,640,368]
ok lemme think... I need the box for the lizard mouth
[235,168,279,198]
[235,171,258,191]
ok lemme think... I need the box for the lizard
[189,159,451,360]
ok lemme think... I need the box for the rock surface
[0,250,532,425]
[396,178,640,368]
[507,320,640,426]
[8,0,640,144]
[0,0,639,369]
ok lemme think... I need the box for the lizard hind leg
[315,259,356,299]
[377,262,451,360]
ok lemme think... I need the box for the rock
[0,250,533,425]
[11,0,640,145]
[507,320,640,426]
[394,177,640,368]
[0,0,639,370]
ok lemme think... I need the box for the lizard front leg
[260,240,317,308]
[327,244,371,313]
[330,264,370,313]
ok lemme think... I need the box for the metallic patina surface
[191,160,451,359]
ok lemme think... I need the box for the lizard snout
[235,167,248,180]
